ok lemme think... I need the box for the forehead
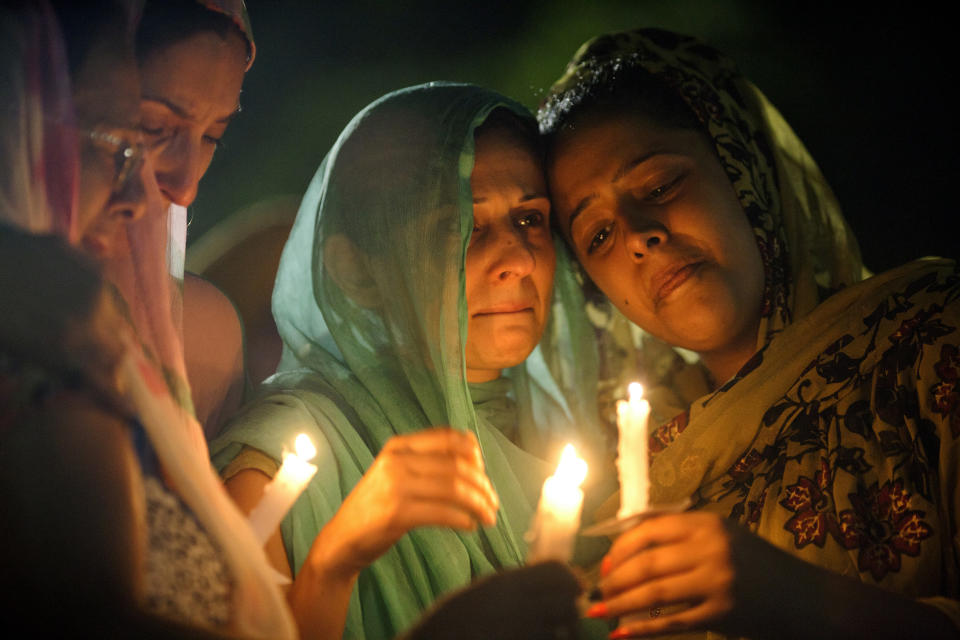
[472,126,544,189]
[548,111,699,205]
[139,30,247,115]
[72,38,140,128]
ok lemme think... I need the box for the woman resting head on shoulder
[213,83,606,639]
[540,28,959,638]
[134,0,254,436]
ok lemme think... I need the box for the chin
[493,331,541,365]
[469,330,539,370]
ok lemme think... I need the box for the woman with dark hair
[134,0,255,437]
[540,28,958,639]
[0,1,294,635]
[212,83,609,639]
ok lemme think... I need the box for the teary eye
[516,211,544,228]
[587,224,612,254]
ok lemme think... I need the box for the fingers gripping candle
[616,383,650,517]
[527,444,588,563]
[248,434,318,545]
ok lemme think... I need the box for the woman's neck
[465,368,502,384]
[698,328,760,388]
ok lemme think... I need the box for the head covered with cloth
[539,27,959,635]
[213,82,607,638]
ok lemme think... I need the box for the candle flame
[628,382,644,401]
[554,444,587,488]
[294,433,317,461]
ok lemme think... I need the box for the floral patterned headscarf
[540,29,960,630]
[540,28,867,350]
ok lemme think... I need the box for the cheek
[462,245,485,314]
[75,155,114,235]
[535,241,557,297]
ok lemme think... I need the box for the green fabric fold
[212,82,607,638]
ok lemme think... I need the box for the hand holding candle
[248,433,318,545]
[616,382,650,517]
[527,444,588,563]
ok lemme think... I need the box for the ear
[323,233,381,309]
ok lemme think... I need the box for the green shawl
[212,83,607,638]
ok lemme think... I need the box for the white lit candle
[527,444,588,563]
[616,382,650,517]
[248,434,318,545]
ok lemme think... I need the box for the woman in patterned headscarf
[539,28,958,639]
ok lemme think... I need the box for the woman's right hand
[311,427,499,580]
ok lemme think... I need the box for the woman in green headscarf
[540,28,958,639]
[211,82,608,638]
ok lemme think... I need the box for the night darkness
[191,0,955,274]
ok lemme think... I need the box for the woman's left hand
[587,510,959,640]
[587,511,762,638]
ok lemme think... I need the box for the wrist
[305,518,364,587]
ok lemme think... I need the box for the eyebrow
[566,149,665,236]
[472,192,548,205]
[142,95,242,124]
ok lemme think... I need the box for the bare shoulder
[183,272,244,342]
[223,467,273,515]
[183,273,247,435]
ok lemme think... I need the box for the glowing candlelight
[248,434,318,545]
[527,444,588,563]
[616,382,650,517]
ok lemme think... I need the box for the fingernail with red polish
[609,628,631,640]
[585,603,608,618]
[601,556,612,577]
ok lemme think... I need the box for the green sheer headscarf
[212,82,606,638]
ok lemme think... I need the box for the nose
[489,227,536,282]
[153,137,203,207]
[624,218,668,261]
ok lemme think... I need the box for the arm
[589,512,956,639]
[224,427,500,640]
[182,273,247,439]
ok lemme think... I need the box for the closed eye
[203,135,225,149]
[645,173,685,201]
[140,125,170,145]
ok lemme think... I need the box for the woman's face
[548,109,764,379]
[138,29,247,207]
[72,37,152,258]
[464,126,555,383]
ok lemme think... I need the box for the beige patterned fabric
[541,28,959,632]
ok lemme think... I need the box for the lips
[473,301,535,316]
[650,256,706,306]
